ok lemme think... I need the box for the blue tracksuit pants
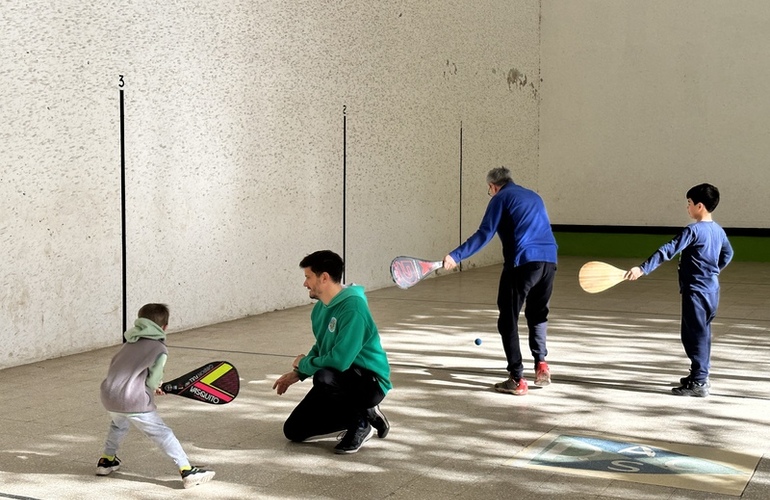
[497,261,556,379]
[681,289,719,382]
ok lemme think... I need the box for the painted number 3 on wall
[118,75,125,88]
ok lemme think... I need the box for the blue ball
[474,338,482,345]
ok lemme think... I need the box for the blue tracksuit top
[640,221,733,293]
[449,182,558,268]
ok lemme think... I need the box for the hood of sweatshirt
[326,284,367,308]
[123,317,167,343]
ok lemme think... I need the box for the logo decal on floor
[509,431,759,496]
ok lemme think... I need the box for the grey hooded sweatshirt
[100,318,168,413]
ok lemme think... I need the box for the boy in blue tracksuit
[443,167,558,396]
[626,183,733,397]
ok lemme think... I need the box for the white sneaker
[181,467,215,488]
[96,456,121,476]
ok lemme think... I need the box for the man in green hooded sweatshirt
[273,250,392,454]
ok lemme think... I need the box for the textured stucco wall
[540,0,770,228]
[0,1,541,368]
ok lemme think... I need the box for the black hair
[299,250,344,283]
[686,183,720,212]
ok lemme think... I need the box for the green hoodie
[297,285,392,394]
[124,317,166,343]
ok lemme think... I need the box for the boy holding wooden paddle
[625,184,733,397]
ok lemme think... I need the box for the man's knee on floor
[283,421,307,442]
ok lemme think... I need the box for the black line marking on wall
[119,83,127,339]
[342,105,347,283]
[459,121,463,272]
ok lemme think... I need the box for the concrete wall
[540,0,770,228]
[0,1,541,368]
[6,1,767,370]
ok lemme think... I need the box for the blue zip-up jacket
[449,182,558,268]
[640,221,733,293]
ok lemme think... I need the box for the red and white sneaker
[535,362,551,386]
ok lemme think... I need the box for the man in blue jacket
[444,167,558,396]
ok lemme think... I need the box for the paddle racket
[162,361,239,405]
[578,261,628,294]
[390,256,443,289]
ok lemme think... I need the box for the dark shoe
[181,467,216,488]
[534,362,551,386]
[672,380,709,397]
[679,375,710,388]
[334,422,375,454]
[367,406,390,438]
[494,377,528,395]
[96,456,121,476]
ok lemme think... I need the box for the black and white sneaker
[334,423,375,454]
[367,405,390,439]
[672,380,709,397]
[181,467,216,488]
[679,375,710,388]
[96,456,121,476]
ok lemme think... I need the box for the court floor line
[167,345,293,358]
[377,296,770,324]
[165,347,770,402]
[0,493,41,500]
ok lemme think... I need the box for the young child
[625,184,733,397]
[97,303,215,488]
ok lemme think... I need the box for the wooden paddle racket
[162,361,240,405]
[390,256,443,289]
[578,261,628,294]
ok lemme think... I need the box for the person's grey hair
[486,167,512,186]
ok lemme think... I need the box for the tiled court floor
[1,256,769,499]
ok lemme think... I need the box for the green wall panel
[554,233,769,263]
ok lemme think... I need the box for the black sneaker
[334,422,375,454]
[679,375,710,388]
[96,456,121,476]
[181,467,216,489]
[367,405,390,439]
[672,380,709,397]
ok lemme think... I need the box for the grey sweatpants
[102,411,190,469]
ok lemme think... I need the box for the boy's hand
[625,267,644,281]
[443,255,457,270]
[154,388,166,396]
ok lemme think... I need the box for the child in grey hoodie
[97,303,215,489]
